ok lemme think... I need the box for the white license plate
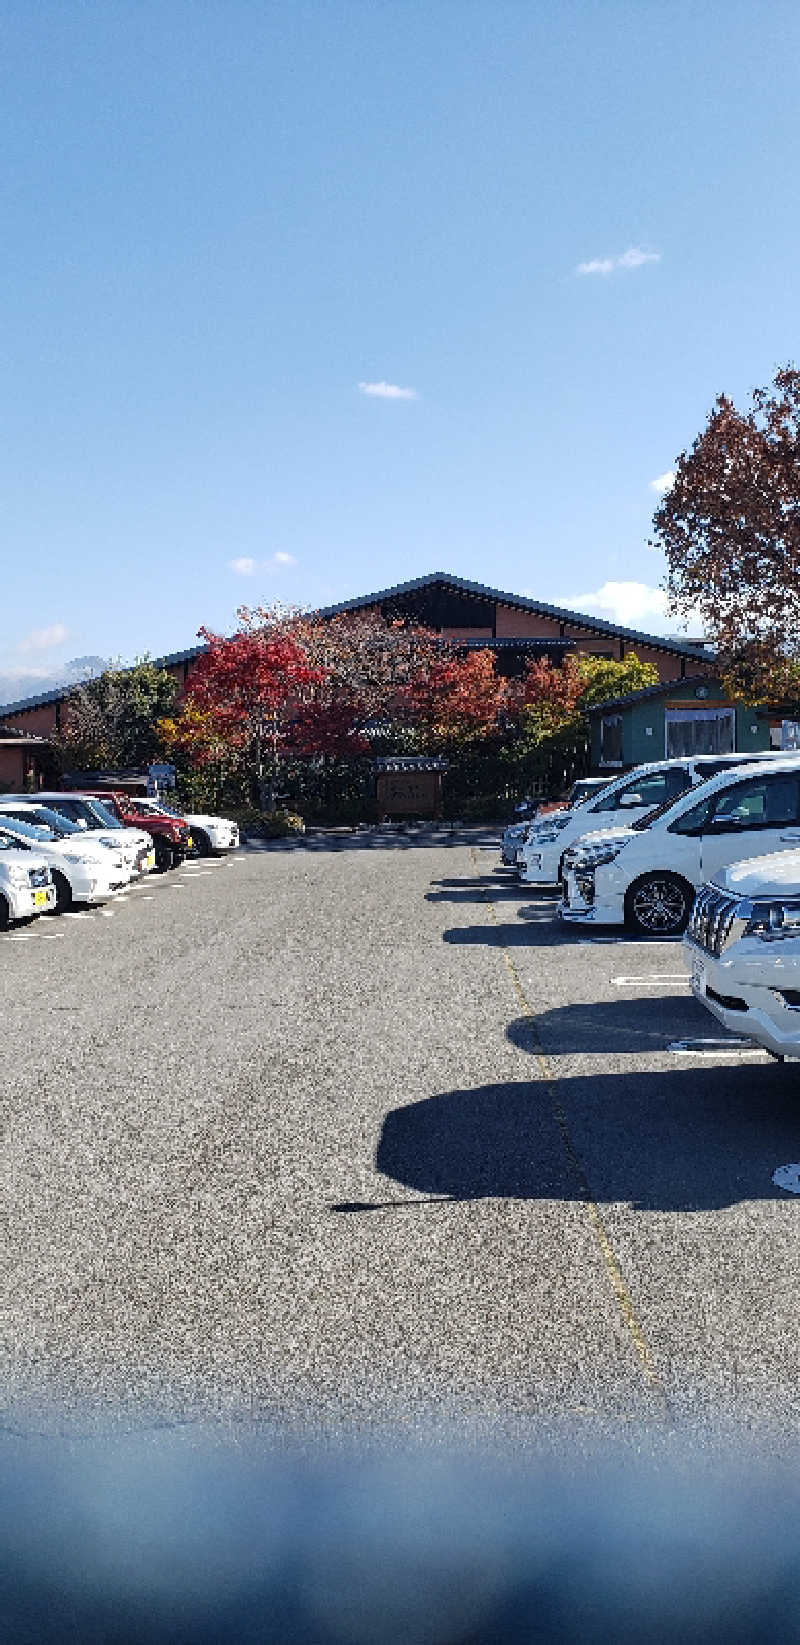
[692,955,706,996]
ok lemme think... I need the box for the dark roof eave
[584,674,755,714]
[310,571,713,660]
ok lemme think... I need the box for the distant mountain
[0,656,110,710]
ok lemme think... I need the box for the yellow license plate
[33,890,50,907]
[146,851,155,869]
[187,836,193,849]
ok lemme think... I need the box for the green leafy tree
[56,660,179,769]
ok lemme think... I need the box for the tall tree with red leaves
[181,626,324,806]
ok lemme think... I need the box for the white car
[502,780,614,866]
[133,798,239,856]
[684,850,800,1060]
[519,752,800,887]
[560,756,800,937]
[0,815,127,912]
[0,801,141,885]
[24,793,156,876]
[0,835,56,928]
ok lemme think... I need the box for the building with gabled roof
[0,571,715,743]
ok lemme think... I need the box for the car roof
[666,754,800,805]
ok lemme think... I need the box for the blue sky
[1,0,799,700]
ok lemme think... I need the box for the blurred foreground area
[0,1428,799,1642]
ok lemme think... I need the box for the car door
[699,772,800,879]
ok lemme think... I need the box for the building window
[664,708,734,758]
[600,714,623,765]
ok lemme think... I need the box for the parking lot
[3,829,800,1449]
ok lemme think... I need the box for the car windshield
[85,799,123,828]
[631,792,695,830]
[138,799,181,817]
[0,816,53,842]
[16,806,81,837]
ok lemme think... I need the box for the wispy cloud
[358,381,418,400]
[18,622,69,653]
[556,580,702,633]
[649,470,676,495]
[576,247,661,277]
[229,553,298,576]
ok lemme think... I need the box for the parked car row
[502,752,800,1061]
[0,791,240,927]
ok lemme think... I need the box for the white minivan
[517,753,786,887]
[560,756,800,936]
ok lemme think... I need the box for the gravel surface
[2,832,799,1454]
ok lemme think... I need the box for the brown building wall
[0,747,27,787]
[494,605,565,639]
[439,627,494,641]
[1,702,61,736]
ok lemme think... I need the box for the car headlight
[573,840,630,869]
[744,898,800,941]
[528,819,570,841]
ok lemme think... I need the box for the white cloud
[649,470,676,495]
[557,580,703,634]
[576,247,661,277]
[358,381,418,400]
[229,557,258,576]
[18,622,69,653]
[271,552,297,567]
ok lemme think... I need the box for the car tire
[52,870,73,913]
[625,872,693,937]
[0,894,9,931]
[154,841,174,873]
[191,829,212,858]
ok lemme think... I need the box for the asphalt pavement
[2,830,800,1456]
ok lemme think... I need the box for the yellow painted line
[469,848,664,1399]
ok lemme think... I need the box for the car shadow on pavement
[443,920,567,948]
[331,1064,799,1215]
[505,995,703,1056]
[244,827,501,853]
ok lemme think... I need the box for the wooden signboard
[376,769,443,819]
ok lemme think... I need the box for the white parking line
[63,913,91,920]
[612,974,687,987]
[39,933,65,940]
[139,895,155,900]
[99,910,115,918]
[5,935,30,942]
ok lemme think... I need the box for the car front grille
[688,886,747,956]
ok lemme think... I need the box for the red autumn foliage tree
[651,365,800,701]
[175,626,324,805]
[402,648,508,749]
[239,604,440,745]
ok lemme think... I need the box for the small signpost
[147,762,177,796]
